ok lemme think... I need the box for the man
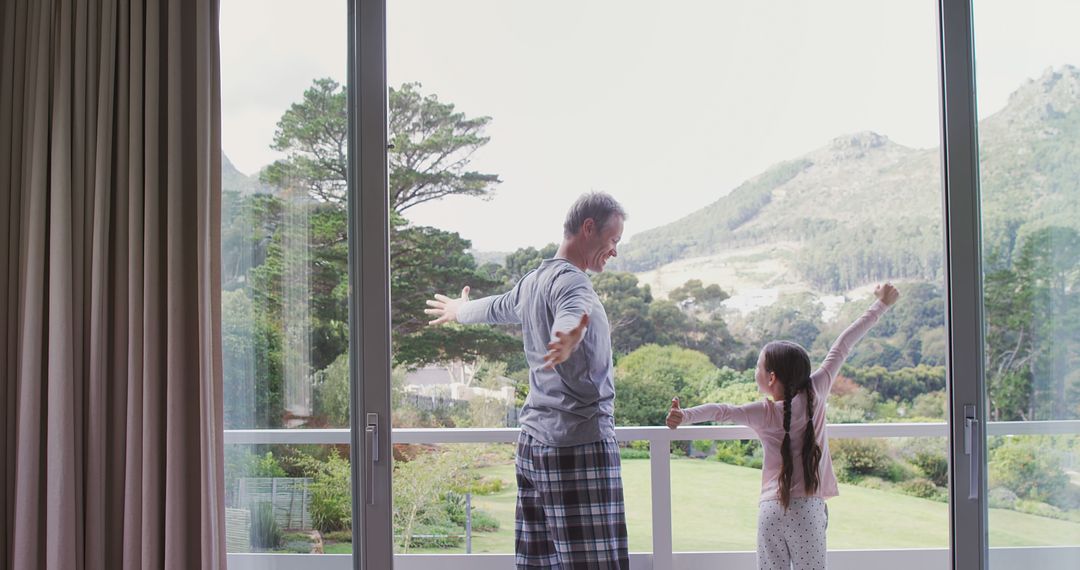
[425,192,629,569]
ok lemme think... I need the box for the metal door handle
[964,405,979,500]
[366,413,379,506]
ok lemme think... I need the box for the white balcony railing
[225,421,1080,570]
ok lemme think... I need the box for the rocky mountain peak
[996,65,1080,122]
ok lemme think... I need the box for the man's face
[584,215,623,273]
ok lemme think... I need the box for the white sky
[221,0,1080,252]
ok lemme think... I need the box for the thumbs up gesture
[666,397,684,429]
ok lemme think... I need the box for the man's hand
[874,282,900,306]
[542,313,589,370]
[666,397,684,429]
[425,286,471,325]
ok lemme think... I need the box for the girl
[666,283,900,570]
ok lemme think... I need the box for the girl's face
[755,349,782,400]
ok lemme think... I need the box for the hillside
[222,152,275,195]
[615,65,1080,299]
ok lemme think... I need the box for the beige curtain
[0,0,226,568]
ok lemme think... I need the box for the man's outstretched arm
[425,283,523,326]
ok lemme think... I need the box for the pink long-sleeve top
[680,300,890,503]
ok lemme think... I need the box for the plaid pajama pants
[514,431,630,569]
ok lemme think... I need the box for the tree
[736,293,822,351]
[389,83,502,213]
[989,437,1070,506]
[222,287,284,428]
[393,447,477,552]
[390,217,520,367]
[497,243,559,287]
[984,226,1080,420]
[593,272,656,355]
[294,449,353,533]
[263,79,501,213]
[263,78,348,204]
[614,345,722,426]
[252,79,518,374]
[313,353,351,427]
[668,278,730,312]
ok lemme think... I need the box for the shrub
[442,492,501,535]
[225,449,287,505]
[854,476,892,491]
[712,440,763,469]
[988,487,1019,509]
[250,502,282,550]
[989,438,1069,506]
[620,448,650,460]
[911,450,949,488]
[884,460,916,483]
[910,391,947,419]
[1057,483,1080,510]
[1014,500,1064,519]
[691,439,714,456]
[469,509,500,532]
[444,492,468,526]
[294,449,352,533]
[899,478,943,500]
[832,439,895,480]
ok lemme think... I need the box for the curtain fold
[0,1,226,568]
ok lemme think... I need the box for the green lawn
[429,456,1080,554]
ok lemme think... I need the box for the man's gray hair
[563,192,627,238]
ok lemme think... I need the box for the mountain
[614,65,1080,300]
[222,152,275,195]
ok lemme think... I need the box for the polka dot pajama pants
[757,497,828,570]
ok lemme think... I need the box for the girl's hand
[666,397,684,429]
[874,282,900,306]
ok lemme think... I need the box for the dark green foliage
[593,272,656,355]
[844,365,946,403]
[795,222,944,292]
[390,219,520,367]
[495,243,559,287]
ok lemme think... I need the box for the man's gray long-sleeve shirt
[456,258,615,447]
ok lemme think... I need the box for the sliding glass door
[972,0,1080,567]
[219,1,1080,568]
